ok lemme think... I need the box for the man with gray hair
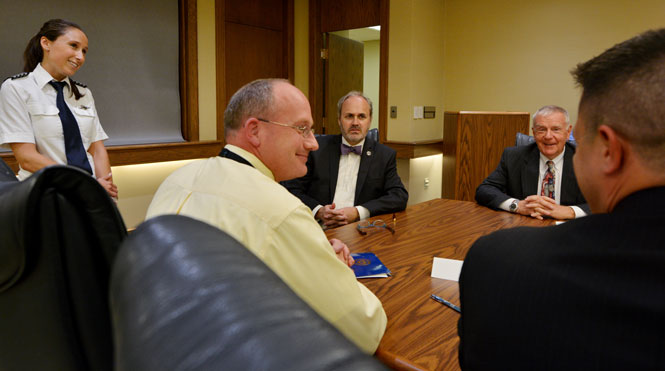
[459,28,665,368]
[475,105,589,219]
[283,91,407,229]
[146,79,386,353]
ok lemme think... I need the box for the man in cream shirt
[146,79,386,353]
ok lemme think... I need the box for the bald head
[222,78,318,181]
[223,79,286,137]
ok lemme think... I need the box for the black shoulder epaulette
[71,79,87,88]
[3,72,28,82]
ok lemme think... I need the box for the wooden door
[216,0,294,142]
[323,33,363,135]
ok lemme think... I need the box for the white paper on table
[431,257,464,282]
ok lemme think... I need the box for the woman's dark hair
[24,19,85,99]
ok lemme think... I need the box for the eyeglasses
[533,126,565,137]
[257,118,315,138]
[357,217,395,235]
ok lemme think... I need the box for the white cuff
[356,206,370,220]
[570,205,586,218]
[312,205,323,220]
[499,198,518,212]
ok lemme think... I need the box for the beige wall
[363,39,380,130]
[113,160,195,228]
[389,0,665,205]
[115,0,665,228]
[387,0,445,142]
[197,0,218,141]
[294,0,309,95]
[443,0,665,127]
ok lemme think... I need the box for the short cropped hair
[532,105,570,127]
[224,78,289,132]
[572,28,665,169]
[337,91,373,119]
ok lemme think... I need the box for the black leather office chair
[111,214,387,371]
[0,156,17,182]
[367,127,379,142]
[0,165,127,371]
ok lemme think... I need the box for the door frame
[308,0,389,141]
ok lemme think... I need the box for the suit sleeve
[281,156,322,210]
[358,149,408,216]
[475,149,513,209]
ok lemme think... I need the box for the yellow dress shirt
[146,144,387,353]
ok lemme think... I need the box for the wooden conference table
[325,198,553,371]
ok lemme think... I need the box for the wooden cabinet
[442,111,530,201]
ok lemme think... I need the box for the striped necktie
[541,160,555,199]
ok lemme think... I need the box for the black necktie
[49,81,93,174]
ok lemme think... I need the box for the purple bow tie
[341,143,362,155]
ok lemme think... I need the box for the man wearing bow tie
[283,91,408,228]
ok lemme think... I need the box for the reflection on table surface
[325,198,553,371]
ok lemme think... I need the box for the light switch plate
[413,106,424,119]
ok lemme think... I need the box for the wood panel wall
[324,33,364,135]
[216,0,294,142]
[320,0,380,32]
[309,0,387,140]
[442,111,530,201]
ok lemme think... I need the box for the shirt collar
[34,63,71,91]
[341,136,365,149]
[539,147,565,171]
[223,144,275,181]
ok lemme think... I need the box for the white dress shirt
[313,137,370,221]
[0,63,108,180]
[500,147,585,218]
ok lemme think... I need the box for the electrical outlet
[424,177,430,189]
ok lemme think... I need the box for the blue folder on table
[351,253,391,278]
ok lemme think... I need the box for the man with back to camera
[458,28,665,368]
[475,105,589,220]
[146,79,386,353]
[282,91,408,229]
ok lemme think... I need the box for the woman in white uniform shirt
[0,19,117,198]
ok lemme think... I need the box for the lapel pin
[367,150,372,156]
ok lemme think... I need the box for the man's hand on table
[329,238,355,267]
[518,195,575,220]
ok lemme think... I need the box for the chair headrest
[0,165,125,292]
[515,132,577,149]
[0,157,17,182]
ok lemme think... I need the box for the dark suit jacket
[475,142,590,214]
[282,134,408,217]
[458,186,665,370]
